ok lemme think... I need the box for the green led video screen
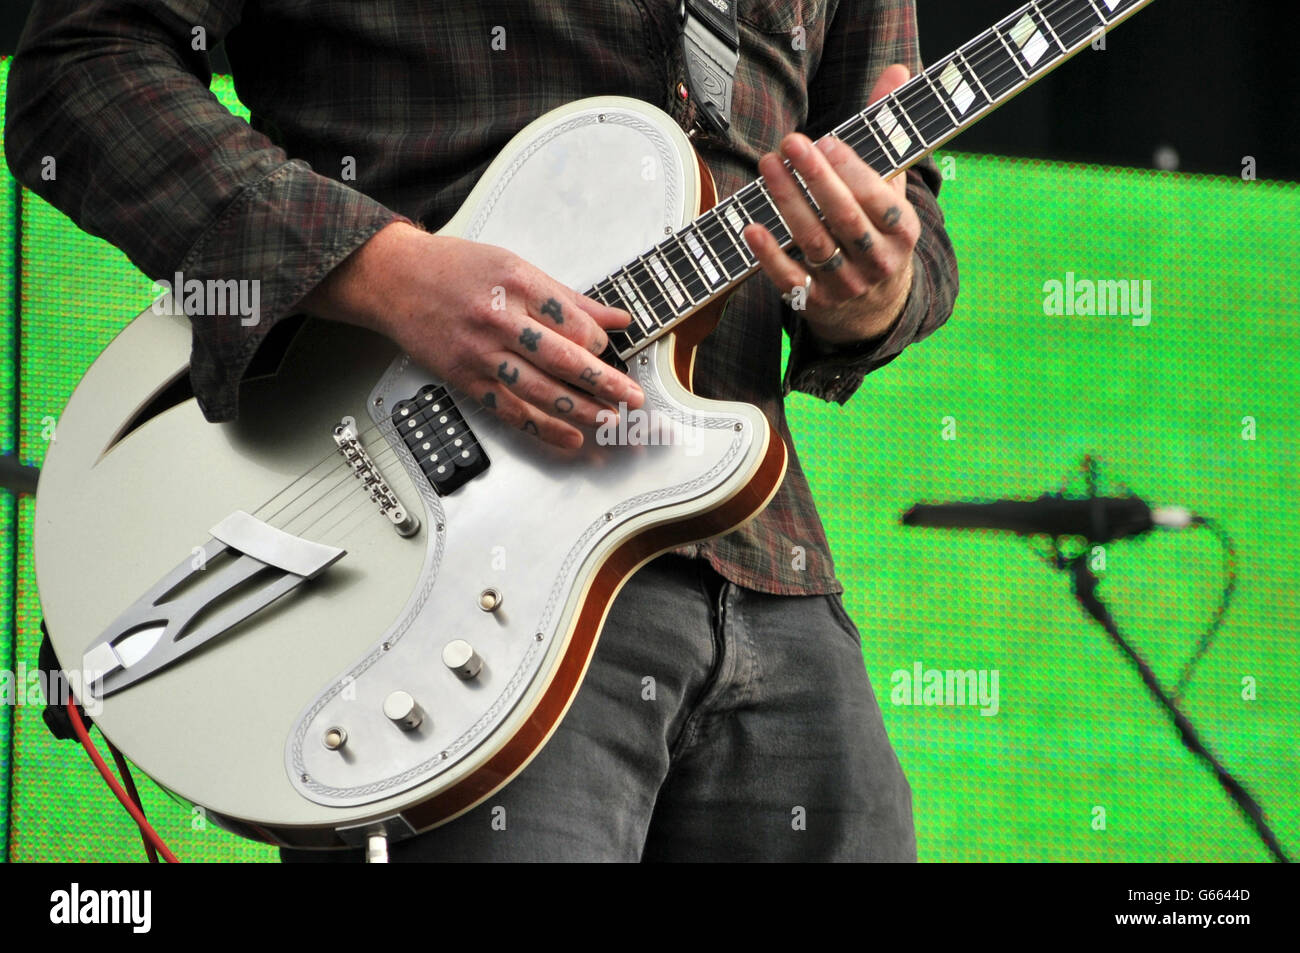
[2,58,1296,862]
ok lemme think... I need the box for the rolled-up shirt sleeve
[3,0,403,422]
[782,0,959,405]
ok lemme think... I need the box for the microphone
[901,494,1194,544]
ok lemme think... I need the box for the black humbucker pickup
[391,384,490,495]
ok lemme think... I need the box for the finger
[742,224,823,310]
[476,381,584,449]
[758,145,862,300]
[526,289,611,354]
[484,355,614,436]
[575,291,635,332]
[502,317,643,409]
[815,135,919,276]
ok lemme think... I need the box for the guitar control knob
[323,727,348,750]
[443,640,484,680]
[383,690,424,730]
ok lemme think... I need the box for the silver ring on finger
[780,272,813,306]
[807,245,844,272]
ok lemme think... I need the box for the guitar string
[258,0,1110,539]
[238,0,1116,541]
[249,0,1110,544]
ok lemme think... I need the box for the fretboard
[593,0,1155,358]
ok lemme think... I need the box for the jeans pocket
[823,592,864,649]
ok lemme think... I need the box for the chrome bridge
[334,415,420,537]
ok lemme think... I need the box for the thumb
[868,63,912,104]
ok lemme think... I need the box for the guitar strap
[679,0,740,135]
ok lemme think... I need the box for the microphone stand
[1064,553,1289,863]
[905,455,1290,862]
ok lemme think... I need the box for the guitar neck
[594,0,1155,359]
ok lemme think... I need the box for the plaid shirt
[7,0,958,596]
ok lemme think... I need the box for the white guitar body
[34,96,787,848]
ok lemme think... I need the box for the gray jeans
[281,552,915,862]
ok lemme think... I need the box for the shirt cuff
[178,159,407,423]
[781,248,930,405]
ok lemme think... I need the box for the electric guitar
[35,0,1155,849]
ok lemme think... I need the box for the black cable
[1172,515,1238,701]
[1066,554,1290,863]
[108,742,160,864]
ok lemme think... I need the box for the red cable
[65,698,181,863]
[108,743,160,864]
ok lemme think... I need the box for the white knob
[383,690,423,730]
[443,640,484,680]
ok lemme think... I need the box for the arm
[4,0,644,446]
[748,0,960,405]
[4,0,401,423]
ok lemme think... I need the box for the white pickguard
[290,99,760,808]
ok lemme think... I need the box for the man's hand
[299,222,644,449]
[744,64,919,346]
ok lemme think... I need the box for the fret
[857,113,896,172]
[702,203,754,275]
[643,252,687,310]
[1029,1,1067,52]
[590,282,620,314]
[664,232,710,301]
[614,271,658,330]
[683,224,725,286]
[626,259,672,322]
[869,98,924,164]
[961,34,1022,102]
[1000,7,1062,72]
[718,198,759,269]
[937,57,986,118]
[954,50,995,106]
[922,71,959,125]
[749,181,793,245]
[599,277,641,335]
[735,185,775,237]
[786,163,824,217]
[653,244,698,307]
[592,281,642,352]
[691,214,743,278]
[887,90,928,150]
[1049,0,1108,48]
[582,0,1154,362]
[898,77,954,153]
[993,27,1031,79]
[722,198,750,241]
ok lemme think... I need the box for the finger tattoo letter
[519,328,542,352]
[554,396,574,414]
[497,361,520,386]
[482,391,497,410]
[579,366,602,387]
[883,206,902,229]
[540,297,564,324]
